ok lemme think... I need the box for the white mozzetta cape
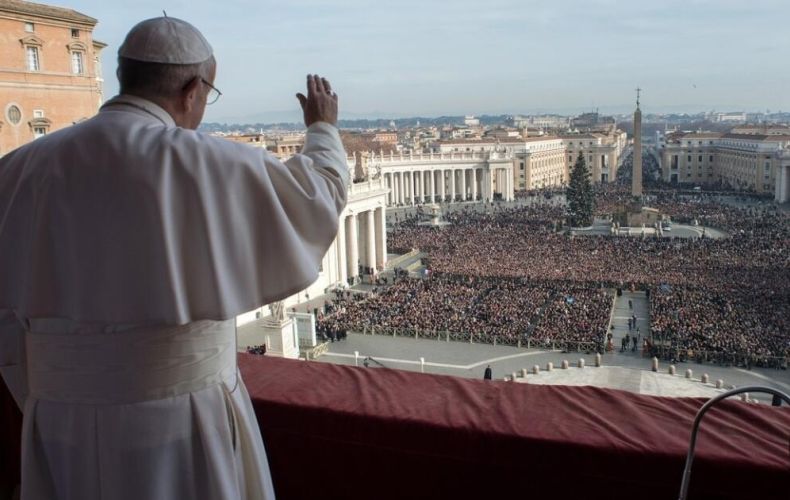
[0,95,349,500]
[0,95,349,325]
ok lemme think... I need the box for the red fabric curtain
[241,355,789,500]
[2,355,788,499]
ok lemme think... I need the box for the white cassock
[0,95,349,499]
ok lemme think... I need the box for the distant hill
[200,114,515,133]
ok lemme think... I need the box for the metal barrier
[646,345,788,370]
[360,326,604,352]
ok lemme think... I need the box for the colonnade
[776,164,790,203]
[335,206,387,285]
[382,166,513,206]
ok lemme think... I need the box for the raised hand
[296,74,339,127]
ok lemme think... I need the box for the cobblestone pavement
[317,332,790,403]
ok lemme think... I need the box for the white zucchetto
[119,16,213,65]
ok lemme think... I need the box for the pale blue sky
[65,0,789,122]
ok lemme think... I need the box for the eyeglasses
[201,78,222,105]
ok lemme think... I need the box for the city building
[429,137,563,192]
[463,115,479,127]
[561,130,627,184]
[0,0,105,155]
[375,148,515,204]
[510,114,569,131]
[660,131,790,200]
[730,124,790,136]
[714,112,747,123]
[570,111,615,131]
[515,137,567,190]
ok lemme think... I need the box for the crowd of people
[317,274,612,349]
[649,286,788,367]
[320,186,788,364]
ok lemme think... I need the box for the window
[71,51,84,74]
[33,127,47,139]
[698,155,703,162]
[6,105,21,125]
[33,109,44,118]
[687,155,692,162]
[709,155,714,162]
[26,46,40,71]
[71,28,80,38]
[24,22,34,32]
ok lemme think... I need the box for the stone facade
[660,132,790,200]
[0,0,105,156]
[561,131,627,185]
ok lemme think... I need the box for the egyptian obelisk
[632,88,643,197]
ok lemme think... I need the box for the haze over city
[61,0,790,123]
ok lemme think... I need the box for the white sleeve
[294,121,350,188]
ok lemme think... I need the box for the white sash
[25,319,237,404]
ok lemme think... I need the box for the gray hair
[117,56,215,99]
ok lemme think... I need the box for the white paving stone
[517,366,723,398]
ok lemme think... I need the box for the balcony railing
[1,354,788,499]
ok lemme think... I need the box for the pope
[0,16,348,500]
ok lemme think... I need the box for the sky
[62,0,790,123]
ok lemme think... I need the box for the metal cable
[678,385,790,500]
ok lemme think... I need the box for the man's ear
[181,76,202,112]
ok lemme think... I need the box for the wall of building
[661,133,790,195]
[0,9,102,155]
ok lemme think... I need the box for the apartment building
[0,0,105,155]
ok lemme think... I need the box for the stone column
[428,169,435,202]
[402,172,409,205]
[375,206,387,269]
[484,168,492,201]
[450,169,456,201]
[409,171,414,204]
[507,169,516,201]
[398,172,405,205]
[471,169,478,200]
[439,170,446,201]
[346,214,359,282]
[391,173,398,205]
[337,214,347,285]
[461,168,469,201]
[366,210,376,274]
[403,171,411,205]
[412,171,419,204]
[412,170,419,204]
[776,164,789,203]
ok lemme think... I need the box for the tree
[566,151,594,227]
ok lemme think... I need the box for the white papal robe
[0,95,349,499]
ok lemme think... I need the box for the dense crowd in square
[318,186,789,365]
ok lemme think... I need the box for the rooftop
[0,0,97,25]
